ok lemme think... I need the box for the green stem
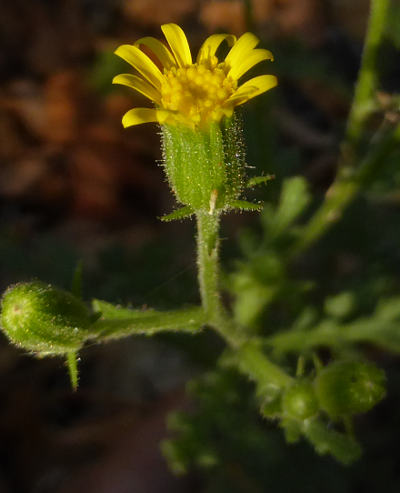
[196,210,221,323]
[234,340,293,388]
[344,0,390,154]
[265,316,400,354]
[196,210,292,387]
[291,123,400,255]
[290,0,392,256]
[196,210,246,348]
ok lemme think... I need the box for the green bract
[1,282,92,355]
[161,114,245,212]
[315,360,386,418]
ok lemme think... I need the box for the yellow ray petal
[161,23,192,67]
[225,32,260,68]
[134,37,176,69]
[122,107,171,127]
[112,74,161,104]
[196,34,236,64]
[114,45,163,89]
[226,75,278,105]
[228,49,274,80]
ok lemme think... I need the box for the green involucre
[1,282,92,355]
[161,113,245,212]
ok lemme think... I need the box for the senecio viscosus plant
[2,4,396,467]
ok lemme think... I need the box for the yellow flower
[113,23,277,129]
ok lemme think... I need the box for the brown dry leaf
[122,0,198,27]
[200,0,247,35]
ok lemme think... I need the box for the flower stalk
[196,210,221,322]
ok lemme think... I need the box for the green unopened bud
[161,114,245,212]
[282,380,319,420]
[1,282,93,355]
[315,360,386,418]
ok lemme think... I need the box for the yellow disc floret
[161,57,237,127]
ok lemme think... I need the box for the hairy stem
[196,210,291,387]
[196,211,221,323]
[196,210,243,347]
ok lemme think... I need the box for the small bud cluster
[261,360,386,422]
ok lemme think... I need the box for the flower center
[160,57,237,126]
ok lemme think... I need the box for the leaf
[66,351,79,391]
[263,176,311,235]
[71,260,83,299]
[302,419,362,465]
[230,200,263,212]
[159,206,194,222]
[246,175,275,188]
[324,292,356,319]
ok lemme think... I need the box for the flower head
[113,24,277,129]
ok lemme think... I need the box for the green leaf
[230,200,263,212]
[375,296,400,321]
[324,292,356,319]
[159,206,194,222]
[66,351,79,391]
[281,418,302,443]
[302,419,362,465]
[71,261,83,299]
[246,175,275,188]
[263,176,311,235]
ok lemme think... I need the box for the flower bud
[1,282,92,355]
[161,114,245,212]
[282,380,319,420]
[315,360,386,418]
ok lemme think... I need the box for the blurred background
[1,0,400,492]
